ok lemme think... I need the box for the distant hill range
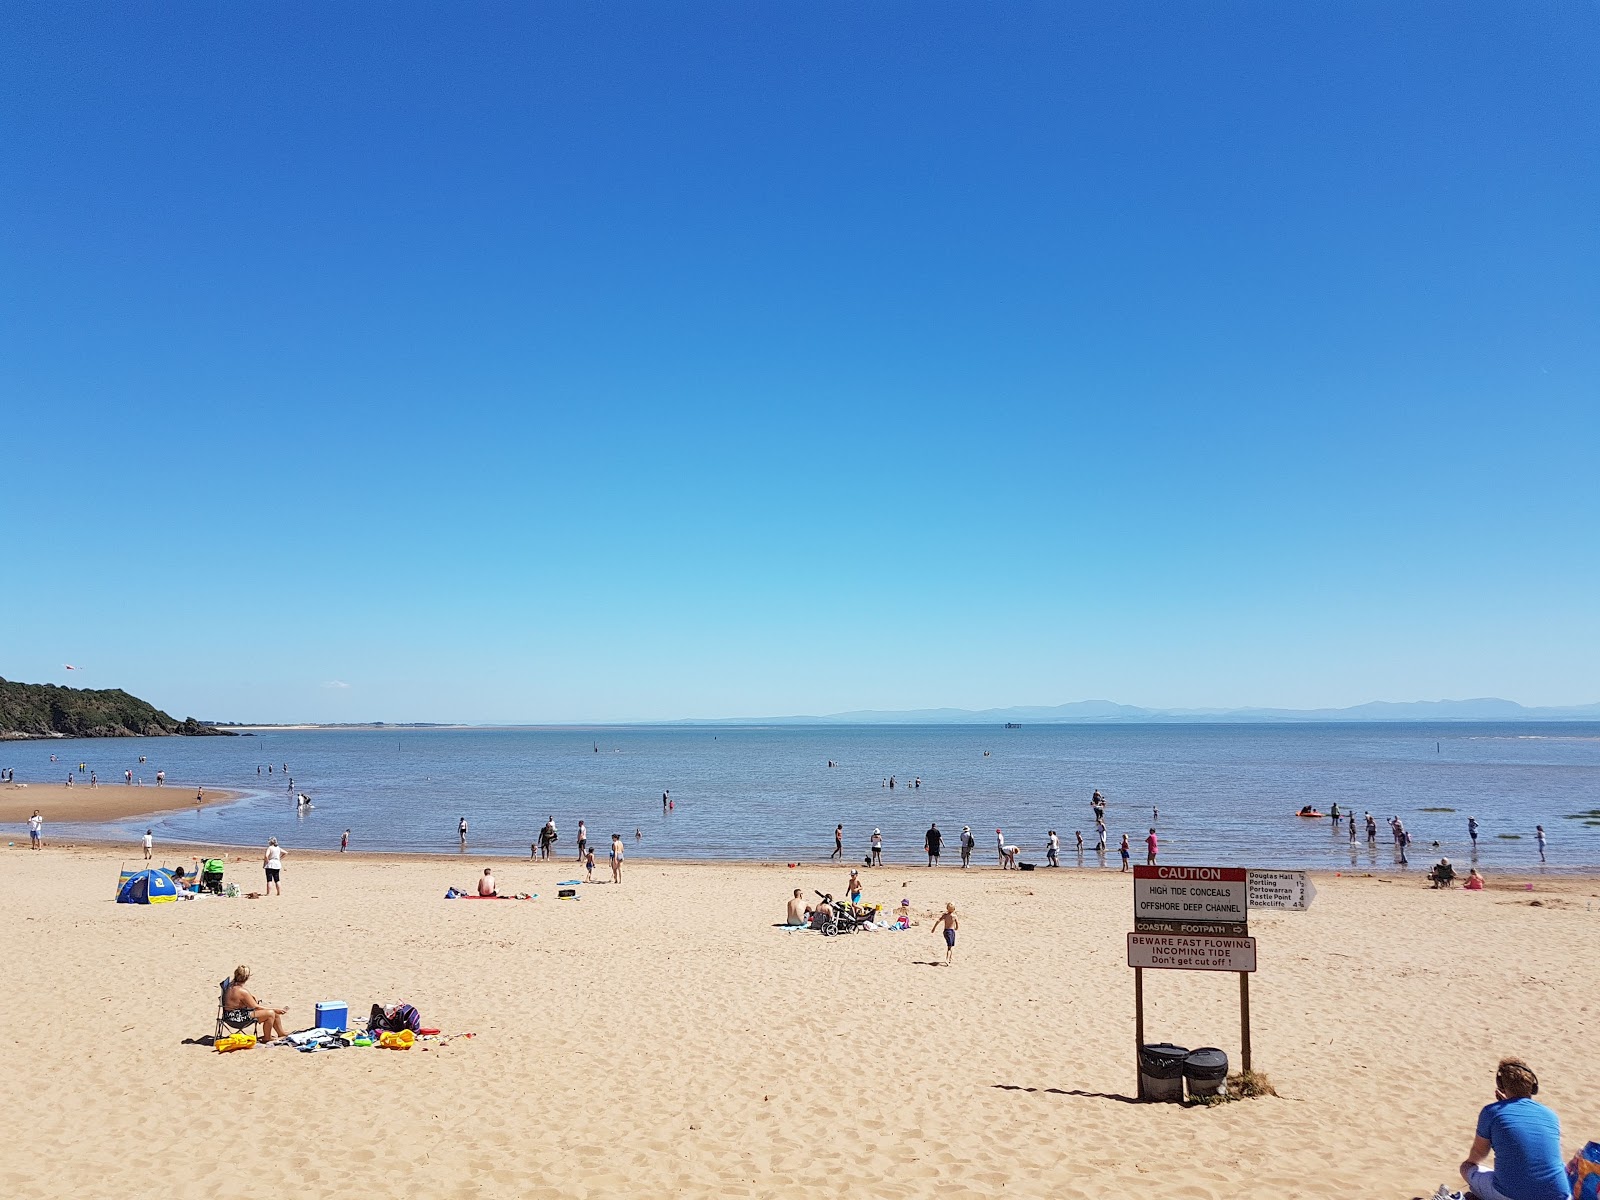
[670,698,1600,725]
[0,678,234,739]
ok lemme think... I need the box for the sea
[7,723,1600,870]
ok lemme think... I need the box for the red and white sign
[1133,865,1248,929]
[1127,932,1257,972]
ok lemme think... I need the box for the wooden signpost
[1129,866,1251,1097]
[1128,865,1318,1097]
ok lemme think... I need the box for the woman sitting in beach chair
[1429,858,1456,888]
[218,965,289,1041]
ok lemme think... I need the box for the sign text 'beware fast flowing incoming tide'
[1126,932,1258,972]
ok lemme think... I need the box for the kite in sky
[63,664,80,670]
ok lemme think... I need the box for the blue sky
[3,3,1597,723]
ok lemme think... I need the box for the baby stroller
[200,857,226,895]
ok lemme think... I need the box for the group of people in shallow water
[828,790,1163,871]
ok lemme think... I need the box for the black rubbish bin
[1183,1047,1229,1098]
[1139,1042,1189,1102]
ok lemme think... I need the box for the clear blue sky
[3,3,1596,723]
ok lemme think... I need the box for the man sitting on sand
[222,965,289,1041]
[478,867,498,897]
[786,889,807,926]
[1458,1057,1569,1200]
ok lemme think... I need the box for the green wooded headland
[0,678,233,739]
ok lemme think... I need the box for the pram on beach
[811,893,877,936]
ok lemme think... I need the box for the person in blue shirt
[1459,1058,1570,1200]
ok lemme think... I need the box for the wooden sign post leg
[1134,966,1145,1101]
[1239,971,1252,1075]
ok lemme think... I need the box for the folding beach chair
[215,978,257,1041]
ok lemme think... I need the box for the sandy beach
[2,844,1595,1199]
[0,782,241,824]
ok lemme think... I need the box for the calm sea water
[7,723,1600,870]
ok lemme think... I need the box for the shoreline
[0,782,244,824]
[16,833,1600,884]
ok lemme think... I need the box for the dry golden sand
[1,846,1596,1199]
[0,781,240,824]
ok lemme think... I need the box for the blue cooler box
[316,1002,349,1031]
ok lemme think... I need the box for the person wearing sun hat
[870,827,882,866]
[960,827,974,867]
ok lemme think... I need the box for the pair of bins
[1139,1043,1228,1101]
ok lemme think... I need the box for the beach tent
[117,868,180,904]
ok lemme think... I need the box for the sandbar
[0,782,241,824]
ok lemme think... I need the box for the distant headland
[0,678,235,740]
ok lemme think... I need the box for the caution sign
[1126,932,1257,973]
[1133,865,1248,930]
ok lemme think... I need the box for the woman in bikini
[222,965,289,1040]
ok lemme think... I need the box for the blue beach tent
[117,868,179,904]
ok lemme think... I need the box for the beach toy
[377,1029,415,1050]
[215,1032,256,1053]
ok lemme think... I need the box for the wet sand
[0,781,241,824]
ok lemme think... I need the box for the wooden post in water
[1239,971,1252,1075]
[1134,966,1145,1100]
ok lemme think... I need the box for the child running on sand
[932,904,959,965]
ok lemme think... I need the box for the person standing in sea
[663,791,669,813]
[1536,825,1547,863]
[576,820,588,862]
[1094,816,1107,853]
[1046,830,1059,867]
[831,824,844,862]
[1365,812,1377,846]
[458,816,468,848]
[1145,827,1158,866]
[924,823,942,867]
[341,829,349,853]
[960,826,974,868]
[1119,833,1130,871]
[1468,816,1479,851]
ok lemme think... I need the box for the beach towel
[1572,1141,1600,1200]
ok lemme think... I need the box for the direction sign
[1247,870,1317,912]
[1133,866,1248,930]
[1127,932,1257,973]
